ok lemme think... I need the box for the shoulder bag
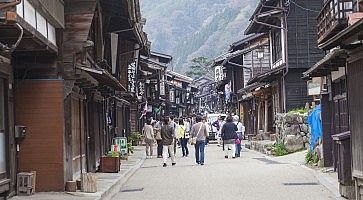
[190,123,202,145]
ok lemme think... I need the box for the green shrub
[127,142,134,154]
[288,107,309,115]
[305,150,319,164]
[272,143,289,156]
[129,132,143,146]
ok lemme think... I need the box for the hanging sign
[127,61,137,93]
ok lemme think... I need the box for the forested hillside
[140,0,258,73]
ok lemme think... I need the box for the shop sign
[127,61,137,93]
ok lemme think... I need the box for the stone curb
[96,151,146,200]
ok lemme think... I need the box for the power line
[288,0,320,13]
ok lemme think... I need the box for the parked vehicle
[206,113,227,140]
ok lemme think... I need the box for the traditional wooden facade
[138,51,171,126]
[0,0,63,195]
[193,76,217,114]
[305,1,363,197]
[245,0,323,114]
[0,0,148,195]
[165,70,193,117]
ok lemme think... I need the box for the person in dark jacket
[221,116,238,159]
[161,117,176,167]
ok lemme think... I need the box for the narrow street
[113,144,334,200]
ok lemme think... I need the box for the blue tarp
[307,105,322,150]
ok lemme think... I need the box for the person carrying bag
[190,116,208,165]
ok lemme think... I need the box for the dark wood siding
[287,0,324,69]
[285,69,312,111]
[15,80,65,192]
[321,93,334,167]
[347,59,363,179]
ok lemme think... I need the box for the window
[271,30,282,63]
[169,90,175,103]
[0,78,6,175]
[175,90,180,104]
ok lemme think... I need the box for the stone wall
[275,113,310,152]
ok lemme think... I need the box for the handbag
[155,130,162,140]
[190,123,203,145]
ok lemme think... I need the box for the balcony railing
[317,0,354,44]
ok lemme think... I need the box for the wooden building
[165,70,193,117]
[304,1,363,198]
[229,34,273,137]
[139,51,171,123]
[244,0,323,115]
[0,0,148,194]
[193,76,217,114]
[0,0,63,195]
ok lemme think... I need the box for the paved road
[113,143,335,200]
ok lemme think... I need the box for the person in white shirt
[234,116,245,157]
[217,117,226,147]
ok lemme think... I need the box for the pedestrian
[202,116,210,145]
[153,119,163,158]
[143,118,155,159]
[234,117,245,157]
[190,115,208,165]
[213,115,225,147]
[161,117,176,167]
[221,116,238,159]
[169,116,177,154]
[178,118,189,157]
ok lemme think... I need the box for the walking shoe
[163,163,167,167]
[172,163,176,166]
[200,163,204,166]
[232,157,236,159]
[225,155,228,159]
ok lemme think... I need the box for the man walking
[190,115,208,165]
[161,117,176,167]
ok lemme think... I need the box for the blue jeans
[181,138,189,156]
[235,143,241,157]
[195,141,206,164]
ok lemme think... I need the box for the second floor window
[169,90,175,103]
[272,30,282,64]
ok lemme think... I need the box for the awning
[237,82,265,94]
[319,18,363,50]
[247,65,286,85]
[76,66,126,91]
[303,49,347,79]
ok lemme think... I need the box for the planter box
[100,157,120,173]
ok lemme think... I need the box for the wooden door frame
[0,74,9,182]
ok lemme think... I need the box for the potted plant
[100,151,120,173]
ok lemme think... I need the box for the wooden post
[81,173,97,193]
[264,99,268,133]
[257,101,261,131]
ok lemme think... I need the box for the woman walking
[161,117,176,167]
[143,118,155,158]
[190,116,208,165]
[153,120,163,158]
[221,116,238,159]
[178,118,189,157]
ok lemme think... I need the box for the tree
[185,57,214,79]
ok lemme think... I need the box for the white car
[206,114,227,140]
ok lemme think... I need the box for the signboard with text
[127,61,137,93]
